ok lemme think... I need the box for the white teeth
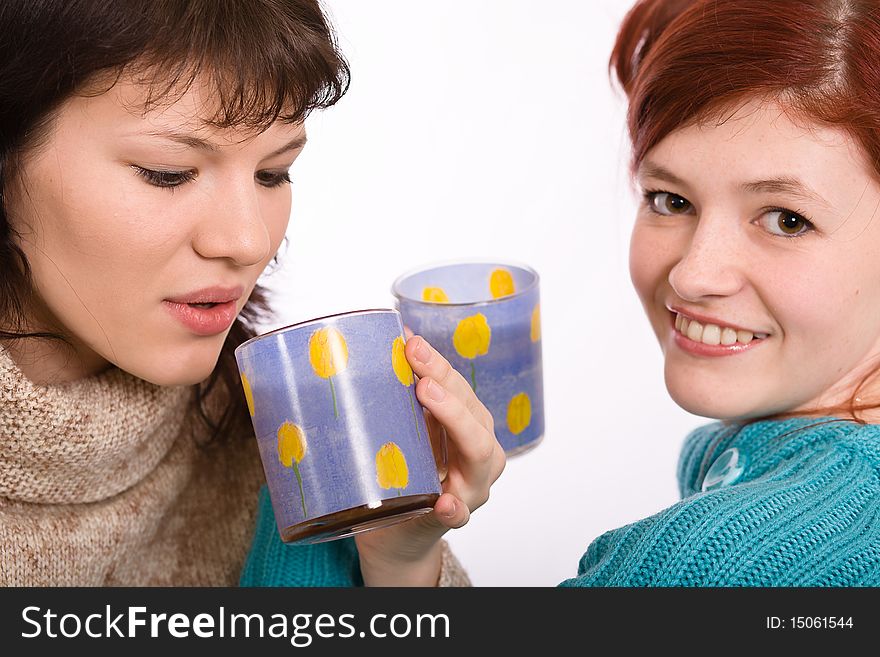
[675,312,767,345]
[701,324,721,346]
[720,327,738,345]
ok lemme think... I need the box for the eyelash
[131,166,292,189]
[641,189,816,239]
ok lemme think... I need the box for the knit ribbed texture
[241,486,364,586]
[241,485,472,587]
[1,346,262,585]
[559,417,880,586]
[1,346,469,586]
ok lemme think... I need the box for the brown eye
[777,212,804,234]
[649,192,692,215]
[763,209,813,238]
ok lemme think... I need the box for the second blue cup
[393,261,544,456]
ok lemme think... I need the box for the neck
[0,336,111,385]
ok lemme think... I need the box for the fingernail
[426,378,446,401]
[413,337,432,365]
[442,499,457,518]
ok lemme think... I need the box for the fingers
[405,335,494,430]
[414,374,505,492]
[424,409,449,481]
[410,493,472,536]
[431,493,471,529]
[405,334,505,515]
[415,375,487,463]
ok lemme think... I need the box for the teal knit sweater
[240,485,363,586]
[242,417,879,586]
[559,417,880,586]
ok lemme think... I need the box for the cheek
[629,222,674,304]
[772,253,879,364]
[263,190,292,252]
[18,154,179,262]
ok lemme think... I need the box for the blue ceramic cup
[393,261,544,456]
[234,309,442,544]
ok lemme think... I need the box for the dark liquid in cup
[280,493,440,544]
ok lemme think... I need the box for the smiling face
[4,75,306,385]
[629,98,880,421]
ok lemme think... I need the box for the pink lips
[164,285,243,336]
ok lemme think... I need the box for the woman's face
[6,76,305,385]
[630,98,880,420]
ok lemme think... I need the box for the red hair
[611,0,880,175]
[611,0,880,422]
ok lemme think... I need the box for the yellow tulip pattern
[392,336,421,439]
[376,441,409,496]
[507,392,532,436]
[240,372,255,417]
[308,327,349,418]
[531,303,542,342]
[278,421,309,516]
[489,268,515,298]
[422,286,449,303]
[452,312,491,391]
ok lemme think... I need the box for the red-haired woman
[561,0,880,586]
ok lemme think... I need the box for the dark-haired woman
[0,0,503,586]
[561,0,880,586]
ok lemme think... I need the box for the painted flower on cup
[308,327,349,418]
[422,286,449,303]
[507,392,532,437]
[452,313,491,391]
[489,268,515,298]
[531,303,542,343]
[376,441,409,496]
[240,372,255,417]
[392,336,422,438]
[278,421,309,516]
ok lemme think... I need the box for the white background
[261,0,706,586]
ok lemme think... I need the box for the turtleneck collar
[0,346,192,504]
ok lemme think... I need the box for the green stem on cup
[470,361,477,392]
[396,487,402,497]
[409,391,421,439]
[329,376,338,419]
[293,462,307,517]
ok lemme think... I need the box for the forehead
[641,98,873,187]
[66,74,304,148]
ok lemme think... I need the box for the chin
[664,373,765,421]
[127,346,224,387]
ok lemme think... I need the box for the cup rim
[235,308,399,352]
[390,258,540,308]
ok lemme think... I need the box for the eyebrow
[639,161,830,207]
[143,130,308,157]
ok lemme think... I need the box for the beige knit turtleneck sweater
[0,346,469,586]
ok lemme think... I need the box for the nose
[191,178,272,267]
[667,213,745,301]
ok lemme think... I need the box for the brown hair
[0,0,350,441]
[611,0,880,424]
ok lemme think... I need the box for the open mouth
[673,311,769,346]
